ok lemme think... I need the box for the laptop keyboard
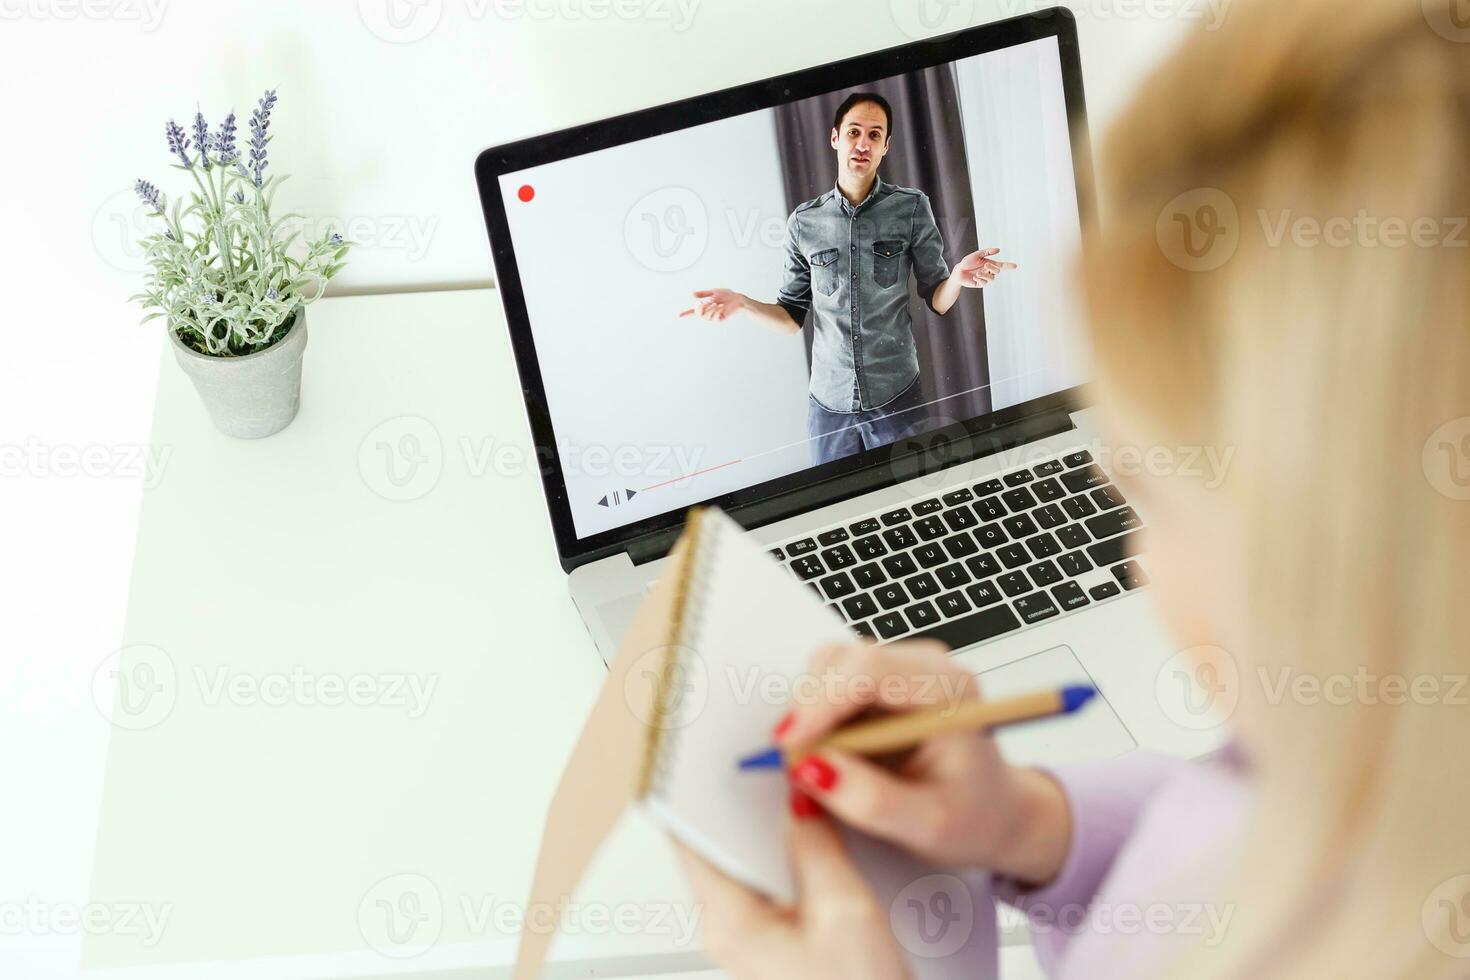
[767,449,1149,651]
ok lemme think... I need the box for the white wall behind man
[0,2,1210,975]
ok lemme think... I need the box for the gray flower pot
[170,308,308,439]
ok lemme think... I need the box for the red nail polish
[790,789,823,820]
[791,755,838,792]
[772,713,796,741]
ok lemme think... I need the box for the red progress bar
[640,459,743,493]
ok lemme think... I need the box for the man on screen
[679,91,1016,466]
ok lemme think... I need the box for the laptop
[473,11,1225,764]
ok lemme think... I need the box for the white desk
[83,289,717,979]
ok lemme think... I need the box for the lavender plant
[130,90,350,356]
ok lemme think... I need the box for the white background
[0,1,1210,976]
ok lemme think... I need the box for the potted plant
[130,89,349,438]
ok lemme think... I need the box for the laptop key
[1063,450,1094,468]
[1026,532,1061,560]
[935,591,973,619]
[915,516,948,541]
[974,496,1006,522]
[1052,581,1090,611]
[1086,507,1143,540]
[767,547,785,561]
[912,498,943,516]
[904,601,941,630]
[1034,504,1066,530]
[1062,495,1098,521]
[998,572,1033,597]
[1058,551,1093,578]
[1033,459,1065,478]
[882,553,918,578]
[852,562,887,589]
[842,593,879,620]
[1033,477,1065,502]
[974,524,1007,550]
[905,572,941,599]
[849,517,882,535]
[787,538,817,557]
[1027,560,1063,587]
[820,572,856,600]
[942,488,975,506]
[966,553,1002,579]
[881,508,913,527]
[1088,530,1145,568]
[1002,487,1038,512]
[936,562,971,590]
[997,544,1031,569]
[1056,524,1090,550]
[821,544,857,570]
[1112,560,1150,591]
[973,478,1004,495]
[942,534,979,559]
[965,579,1004,607]
[852,620,876,639]
[1014,593,1061,624]
[942,507,978,532]
[819,528,851,546]
[912,603,1022,649]
[791,555,825,580]
[883,525,919,550]
[854,535,888,561]
[1092,485,1128,510]
[875,583,911,610]
[1003,514,1039,539]
[873,612,911,640]
[1061,465,1109,494]
[1003,470,1035,487]
[1089,581,1122,601]
[913,544,947,569]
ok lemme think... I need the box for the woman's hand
[678,802,911,980]
[776,640,1071,886]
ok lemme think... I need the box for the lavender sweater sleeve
[991,752,1189,974]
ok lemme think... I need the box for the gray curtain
[773,67,992,424]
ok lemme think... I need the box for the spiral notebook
[635,508,998,978]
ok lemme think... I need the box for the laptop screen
[487,28,1090,548]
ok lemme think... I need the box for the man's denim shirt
[776,177,951,414]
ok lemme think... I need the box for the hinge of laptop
[624,407,1077,567]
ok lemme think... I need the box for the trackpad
[978,645,1137,767]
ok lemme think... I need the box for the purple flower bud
[165,119,192,169]
[134,178,165,214]
[214,111,238,165]
[329,233,344,246]
[267,287,279,300]
[232,190,245,204]
[192,112,211,170]
[248,88,278,188]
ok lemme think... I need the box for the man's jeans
[807,375,930,467]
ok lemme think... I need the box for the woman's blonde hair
[1082,0,1470,976]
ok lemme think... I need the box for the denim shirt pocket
[810,247,840,296]
[871,239,906,289]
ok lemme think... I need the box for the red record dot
[517,184,535,202]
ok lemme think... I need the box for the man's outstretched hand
[679,288,747,323]
[954,248,1018,288]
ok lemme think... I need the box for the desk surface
[83,289,707,978]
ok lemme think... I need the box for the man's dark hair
[831,92,894,143]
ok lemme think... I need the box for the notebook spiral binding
[636,507,718,799]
